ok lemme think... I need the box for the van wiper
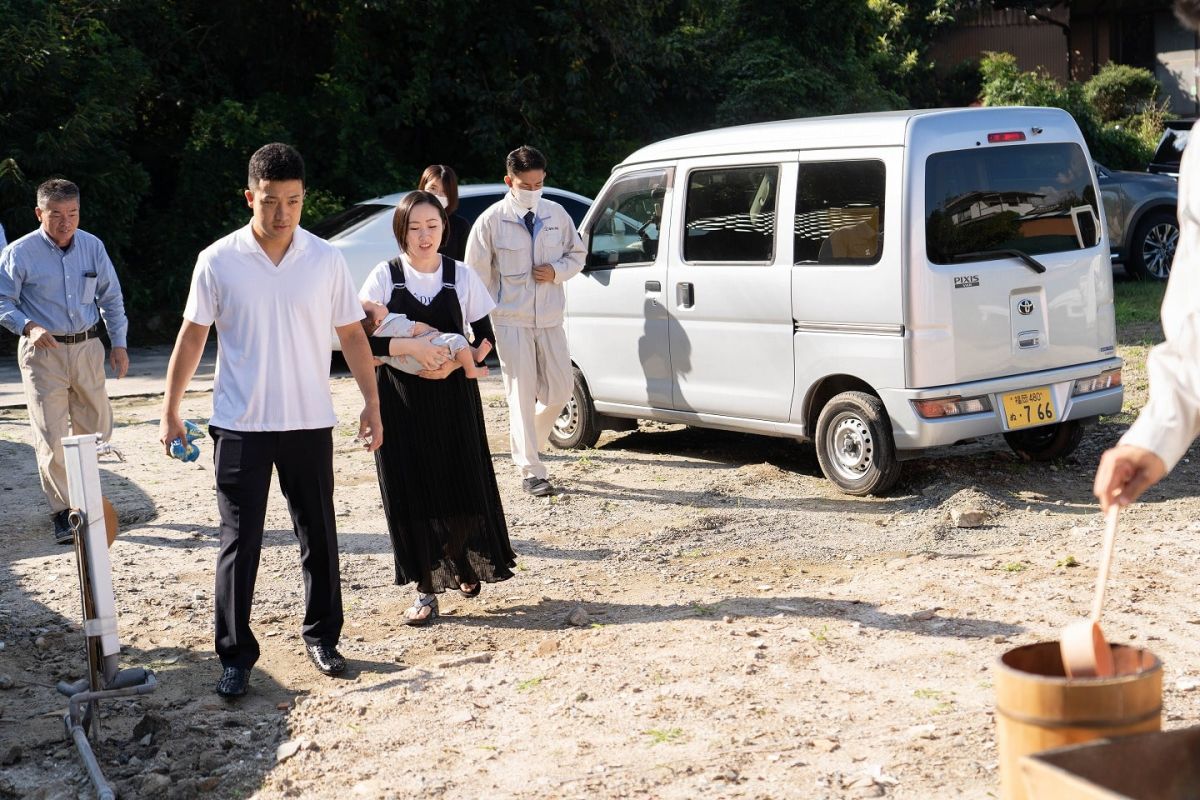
[953,249,1047,274]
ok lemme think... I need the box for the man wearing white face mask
[466,145,586,496]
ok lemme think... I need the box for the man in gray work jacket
[465,146,586,497]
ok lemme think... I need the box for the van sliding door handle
[645,280,661,291]
[676,282,694,308]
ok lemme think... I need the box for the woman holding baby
[359,190,515,625]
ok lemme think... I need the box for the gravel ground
[3,330,1200,800]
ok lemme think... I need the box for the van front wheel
[550,368,601,450]
[814,391,901,496]
[1003,421,1083,462]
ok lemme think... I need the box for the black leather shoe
[215,666,250,698]
[306,643,346,676]
[53,510,73,545]
[522,477,554,497]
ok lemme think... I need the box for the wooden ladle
[1060,506,1119,679]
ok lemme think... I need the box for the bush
[979,52,1164,171]
[1085,63,1160,122]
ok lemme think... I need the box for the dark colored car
[1147,118,1194,177]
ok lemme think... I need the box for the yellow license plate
[1001,386,1056,430]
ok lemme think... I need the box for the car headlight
[912,395,993,419]
[1071,368,1122,396]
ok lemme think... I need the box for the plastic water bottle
[170,420,206,463]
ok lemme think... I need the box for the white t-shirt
[358,254,496,325]
[184,224,364,431]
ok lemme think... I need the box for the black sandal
[453,561,481,598]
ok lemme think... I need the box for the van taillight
[987,131,1026,143]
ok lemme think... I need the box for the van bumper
[880,358,1123,450]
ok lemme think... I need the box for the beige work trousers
[494,324,572,481]
[17,336,113,513]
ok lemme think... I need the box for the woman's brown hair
[392,190,448,255]
[417,164,460,214]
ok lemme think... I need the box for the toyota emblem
[1018,299,1034,316]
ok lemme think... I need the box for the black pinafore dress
[374,255,515,593]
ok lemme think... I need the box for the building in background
[933,1,1200,116]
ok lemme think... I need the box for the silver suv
[1096,162,1178,281]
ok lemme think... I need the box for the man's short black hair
[506,145,547,176]
[1178,0,1200,28]
[248,143,305,188]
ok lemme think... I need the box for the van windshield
[925,142,1100,264]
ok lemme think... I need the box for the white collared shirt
[184,224,364,431]
[1120,142,1200,471]
[358,253,495,325]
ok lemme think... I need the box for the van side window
[585,169,672,269]
[794,160,885,266]
[683,166,778,263]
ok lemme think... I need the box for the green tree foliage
[0,0,151,269]
[1084,62,1161,122]
[979,52,1164,171]
[868,0,962,108]
[0,0,963,335]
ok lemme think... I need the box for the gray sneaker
[522,477,554,497]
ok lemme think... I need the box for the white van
[550,107,1124,495]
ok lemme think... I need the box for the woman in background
[418,165,471,261]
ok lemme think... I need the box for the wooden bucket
[995,642,1162,800]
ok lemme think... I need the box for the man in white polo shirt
[158,143,382,698]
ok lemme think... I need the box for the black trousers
[211,426,342,669]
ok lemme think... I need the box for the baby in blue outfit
[361,301,490,378]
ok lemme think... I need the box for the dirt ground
[3,331,1200,800]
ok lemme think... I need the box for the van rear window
[925,142,1100,264]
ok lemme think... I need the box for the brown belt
[52,325,100,344]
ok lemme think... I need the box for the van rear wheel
[814,391,901,496]
[1003,421,1083,462]
[550,367,601,450]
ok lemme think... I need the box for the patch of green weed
[643,727,684,745]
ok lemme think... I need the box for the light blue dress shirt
[0,227,128,347]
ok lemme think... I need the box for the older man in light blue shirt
[0,179,130,544]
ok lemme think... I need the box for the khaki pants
[18,336,113,513]
[494,324,572,481]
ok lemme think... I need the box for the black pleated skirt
[374,365,515,592]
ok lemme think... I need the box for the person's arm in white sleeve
[160,255,216,454]
[464,216,499,301]
[549,210,586,284]
[1094,142,1200,511]
[1119,312,1200,471]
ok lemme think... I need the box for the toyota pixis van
[551,107,1124,495]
